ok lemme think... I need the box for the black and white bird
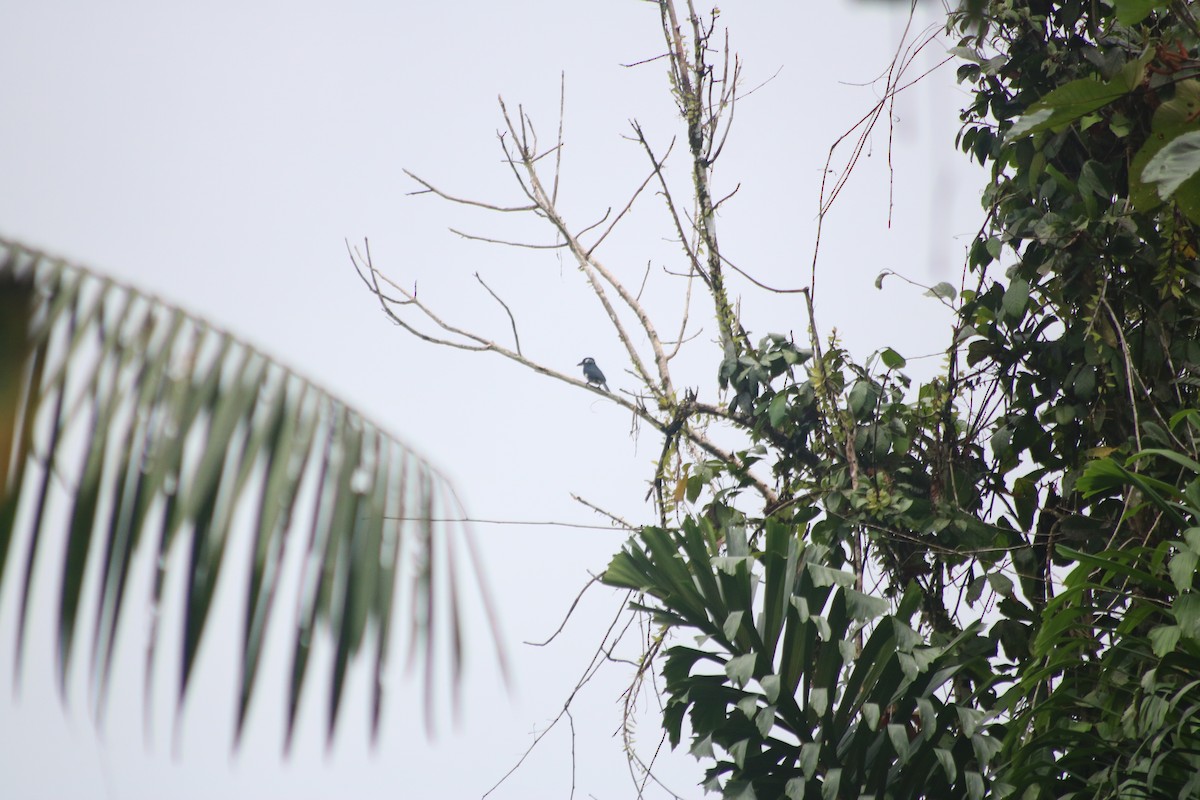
[577,357,609,392]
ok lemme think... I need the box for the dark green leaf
[1142,130,1200,201]
[880,347,906,370]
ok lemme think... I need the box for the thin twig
[451,229,567,249]
[403,169,537,212]
[474,273,522,356]
[525,576,601,647]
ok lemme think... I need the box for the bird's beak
[576,360,584,366]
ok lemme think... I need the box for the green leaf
[986,572,1015,597]
[924,282,957,302]
[690,734,714,759]
[1142,130,1200,201]
[724,610,745,640]
[1007,70,1140,139]
[1148,624,1181,657]
[725,653,756,687]
[800,742,820,779]
[880,347,907,370]
[1001,278,1030,320]
[1174,593,1200,638]
[754,704,776,737]
[1077,160,1112,200]
[1007,108,1055,139]
[808,564,855,588]
[810,686,829,716]
[966,771,985,800]
[724,778,756,800]
[1170,549,1198,593]
[1131,80,1200,211]
[957,706,984,738]
[761,674,781,703]
[769,391,789,427]
[821,768,842,800]
[888,723,911,761]
[845,589,890,621]
[934,747,957,784]
[862,701,881,730]
[1113,0,1168,25]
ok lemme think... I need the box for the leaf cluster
[598,1,1200,797]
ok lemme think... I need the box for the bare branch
[524,575,601,647]
[474,272,522,356]
[630,126,706,284]
[570,494,640,530]
[553,71,566,205]
[623,264,646,309]
[450,228,567,249]
[586,143,673,257]
[719,252,807,294]
[620,51,672,69]
[711,183,740,212]
[576,207,613,242]
[402,169,537,213]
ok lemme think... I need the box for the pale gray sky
[0,2,982,797]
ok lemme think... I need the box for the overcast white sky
[0,2,983,798]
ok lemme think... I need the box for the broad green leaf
[728,740,750,770]
[966,771,984,800]
[724,780,756,800]
[821,768,842,800]
[1131,80,1200,211]
[934,747,957,784]
[1142,130,1200,201]
[800,742,820,778]
[768,391,789,427]
[723,610,746,640]
[986,572,1014,597]
[1006,62,1143,139]
[1006,108,1054,139]
[810,686,829,716]
[754,705,775,738]
[725,653,756,687]
[845,588,889,621]
[1186,527,1200,553]
[1001,278,1030,320]
[1169,549,1198,593]
[808,564,855,588]
[1114,0,1168,25]
[1128,446,1200,475]
[957,706,984,738]
[862,702,881,730]
[888,723,911,761]
[880,347,907,370]
[1149,624,1182,657]
[1174,593,1200,638]
[924,282,957,302]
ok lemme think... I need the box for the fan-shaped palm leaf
[0,237,492,747]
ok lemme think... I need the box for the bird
[577,357,609,392]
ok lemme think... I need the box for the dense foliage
[602,1,1200,797]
